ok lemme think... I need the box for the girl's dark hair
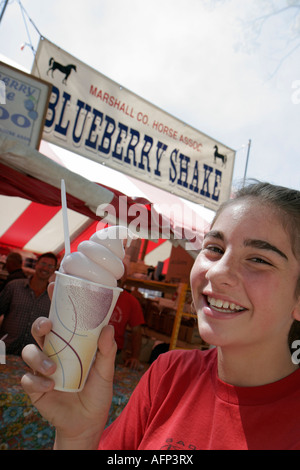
[212,180,300,354]
[213,181,300,258]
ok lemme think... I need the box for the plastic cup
[43,272,122,392]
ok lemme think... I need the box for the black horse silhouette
[47,58,77,84]
[214,145,227,166]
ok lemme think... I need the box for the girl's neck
[217,343,298,387]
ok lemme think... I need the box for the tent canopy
[0,136,211,262]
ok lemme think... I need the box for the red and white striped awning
[0,136,212,265]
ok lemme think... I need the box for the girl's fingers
[21,371,54,396]
[97,324,117,357]
[90,325,117,385]
[30,317,52,349]
[22,343,56,377]
[21,343,56,401]
[47,282,55,300]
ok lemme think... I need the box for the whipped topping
[61,226,134,287]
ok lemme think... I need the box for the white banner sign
[32,38,235,210]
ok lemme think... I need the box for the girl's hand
[21,317,117,450]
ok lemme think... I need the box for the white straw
[61,179,71,258]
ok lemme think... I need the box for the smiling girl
[191,182,300,387]
[22,182,300,450]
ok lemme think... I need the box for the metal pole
[243,139,252,186]
[0,0,9,24]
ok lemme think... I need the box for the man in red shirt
[109,286,145,370]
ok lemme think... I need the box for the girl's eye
[250,257,272,266]
[203,245,224,255]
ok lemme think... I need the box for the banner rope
[17,0,44,77]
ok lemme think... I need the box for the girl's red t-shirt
[99,347,300,450]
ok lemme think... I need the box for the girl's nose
[205,252,239,288]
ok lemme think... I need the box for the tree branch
[267,40,300,79]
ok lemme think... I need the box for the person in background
[109,271,145,370]
[0,252,57,355]
[0,252,26,292]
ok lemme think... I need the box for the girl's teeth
[208,296,244,312]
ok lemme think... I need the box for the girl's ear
[292,297,300,322]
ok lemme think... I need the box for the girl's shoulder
[148,346,217,379]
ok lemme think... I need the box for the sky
[1,0,299,199]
